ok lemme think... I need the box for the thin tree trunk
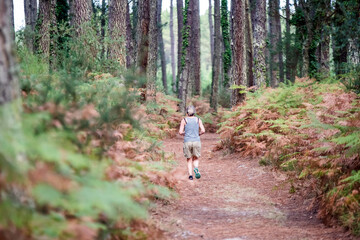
[211,0,221,111]
[24,0,37,52]
[268,0,282,87]
[170,0,177,93]
[126,1,134,68]
[135,0,150,75]
[319,0,330,74]
[276,0,284,83]
[209,0,214,66]
[147,0,158,101]
[251,0,266,87]
[245,0,254,87]
[108,0,127,67]
[191,0,201,96]
[177,0,183,95]
[157,0,168,94]
[100,0,106,59]
[285,0,291,81]
[179,0,190,113]
[221,0,231,87]
[231,0,246,105]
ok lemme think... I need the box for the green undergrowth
[0,48,177,239]
[219,78,360,235]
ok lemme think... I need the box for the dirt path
[152,133,354,240]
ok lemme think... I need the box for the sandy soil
[151,133,355,240]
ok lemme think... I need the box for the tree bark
[146,0,158,101]
[177,0,183,94]
[24,0,37,52]
[245,0,254,87]
[170,0,177,93]
[209,0,214,66]
[126,1,135,68]
[285,0,291,81]
[251,0,266,87]
[231,0,246,105]
[190,0,201,96]
[108,0,127,67]
[157,0,168,94]
[135,0,150,75]
[100,0,106,59]
[268,0,283,87]
[211,0,221,111]
[71,0,92,37]
[178,0,190,113]
[36,0,57,66]
[1,0,19,105]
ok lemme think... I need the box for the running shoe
[189,175,193,180]
[194,168,201,179]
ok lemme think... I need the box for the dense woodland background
[0,0,359,239]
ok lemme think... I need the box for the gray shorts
[183,141,201,158]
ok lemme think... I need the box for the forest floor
[151,133,355,240]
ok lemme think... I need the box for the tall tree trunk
[36,0,57,66]
[178,0,190,113]
[1,0,19,105]
[71,0,92,37]
[251,0,266,87]
[157,0,168,94]
[126,1,135,68]
[211,0,221,111]
[209,0,214,66]
[9,0,14,40]
[108,0,127,67]
[221,0,231,87]
[231,0,246,105]
[135,0,150,75]
[285,0,291,81]
[170,0,177,93]
[268,0,283,87]
[100,0,106,59]
[245,0,254,87]
[24,0,37,52]
[190,0,201,96]
[146,0,158,101]
[177,0,184,95]
[319,0,331,74]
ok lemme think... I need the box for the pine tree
[24,0,37,52]
[211,0,221,111]
[157,0,168,94]
[170,0,177,93]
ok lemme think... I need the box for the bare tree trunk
[285,0,291,81]
[319,0,330,74]
[231,0,246,105]
[170,0,177,93]
[100,0,106,59]
[1,0,19,105]
[191,0,201,96]
[24,0,37,52]
[245,0,254,87]
[209,0,214,66]
[211,0,221,111]
[147,0,158,101]
[268,0,282,87]
[157,0,168,94]
[251,0,266,87]
[135,0,150,75]
[177,0,183,95]
[71,0,92,37]
[108,0,127,67]
[276,0,284,83]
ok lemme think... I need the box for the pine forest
[0,0,359,239]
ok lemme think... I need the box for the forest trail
[152,133,353,240]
